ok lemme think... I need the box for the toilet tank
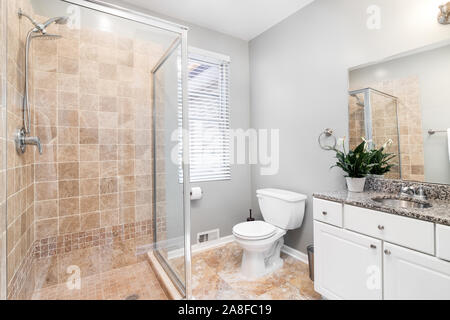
[257,189,307,230]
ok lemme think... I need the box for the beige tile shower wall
[348,96,365,149]
[372,77,425,181]
[32,20,164,241]
[5,0,36,299]
[349,77,425,181]
[394,77,425,182]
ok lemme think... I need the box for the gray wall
[105,0,252,244]
[350,44,450,185]
[186,26,252,244]
[249,0,450,254]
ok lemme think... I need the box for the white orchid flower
[361,137,372,151]
[382,139,393,149]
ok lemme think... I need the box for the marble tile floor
[172,242,321,300]
[32,261,168,300]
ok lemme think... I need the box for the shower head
[42,16,69,29]
[20,9,66,136]
[19,8,68,35]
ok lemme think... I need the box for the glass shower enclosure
[0,0,191,300]
[349,87,402,179]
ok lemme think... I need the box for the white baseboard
[192,235,235,253]
[167,235,235,260]
[166,235,309,266]
[137,236,185,257]
[167,246,185,260]
[281,245,309,265]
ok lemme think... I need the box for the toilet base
[240,237,284,279]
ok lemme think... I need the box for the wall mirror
[348,41,450,185]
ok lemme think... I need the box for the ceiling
[121,0,315,41]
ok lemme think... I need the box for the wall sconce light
[438,2,450,24]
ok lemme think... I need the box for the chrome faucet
[399,184,427,201]
[399,184,415,197]
[415,186,427,201]
[16,129,42,155]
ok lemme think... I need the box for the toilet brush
[247,209,255,222]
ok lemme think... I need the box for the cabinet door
[314,221,382,300]
[384,243,450,300]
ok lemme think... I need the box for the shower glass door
[152,40,191,295]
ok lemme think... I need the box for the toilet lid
[233,221,276,240]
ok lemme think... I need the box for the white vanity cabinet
[313,198,450,300]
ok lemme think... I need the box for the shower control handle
[15,129,43,155]
[24,136,43,155]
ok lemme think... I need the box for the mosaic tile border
[33,219,153,259]
[367,177,450,201]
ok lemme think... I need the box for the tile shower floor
[32,261,167,300]
[174,242,321,300]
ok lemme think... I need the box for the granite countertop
[313,190,450,226]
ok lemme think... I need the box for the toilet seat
[233,221,277,240]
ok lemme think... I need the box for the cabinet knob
[370,244,377,249]
[384,249,391,255]
[322,211,328,216]
[378,225,385,231]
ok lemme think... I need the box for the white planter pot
[346,177,367,193]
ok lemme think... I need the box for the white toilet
[233,189,307,279]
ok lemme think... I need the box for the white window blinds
[179,49,231,183]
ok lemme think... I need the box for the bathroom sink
[372,197,432,209]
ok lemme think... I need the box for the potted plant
[368,140,396,178]
[332,138,372,193]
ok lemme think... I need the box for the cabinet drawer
[313,198,343,227]
[344,205,434,255]
[437,224,450,262]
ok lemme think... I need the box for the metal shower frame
[0,0,7,302]
[60,0,192,299]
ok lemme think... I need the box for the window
[179,48,231,183]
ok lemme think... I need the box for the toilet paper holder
[190,187,203,200]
